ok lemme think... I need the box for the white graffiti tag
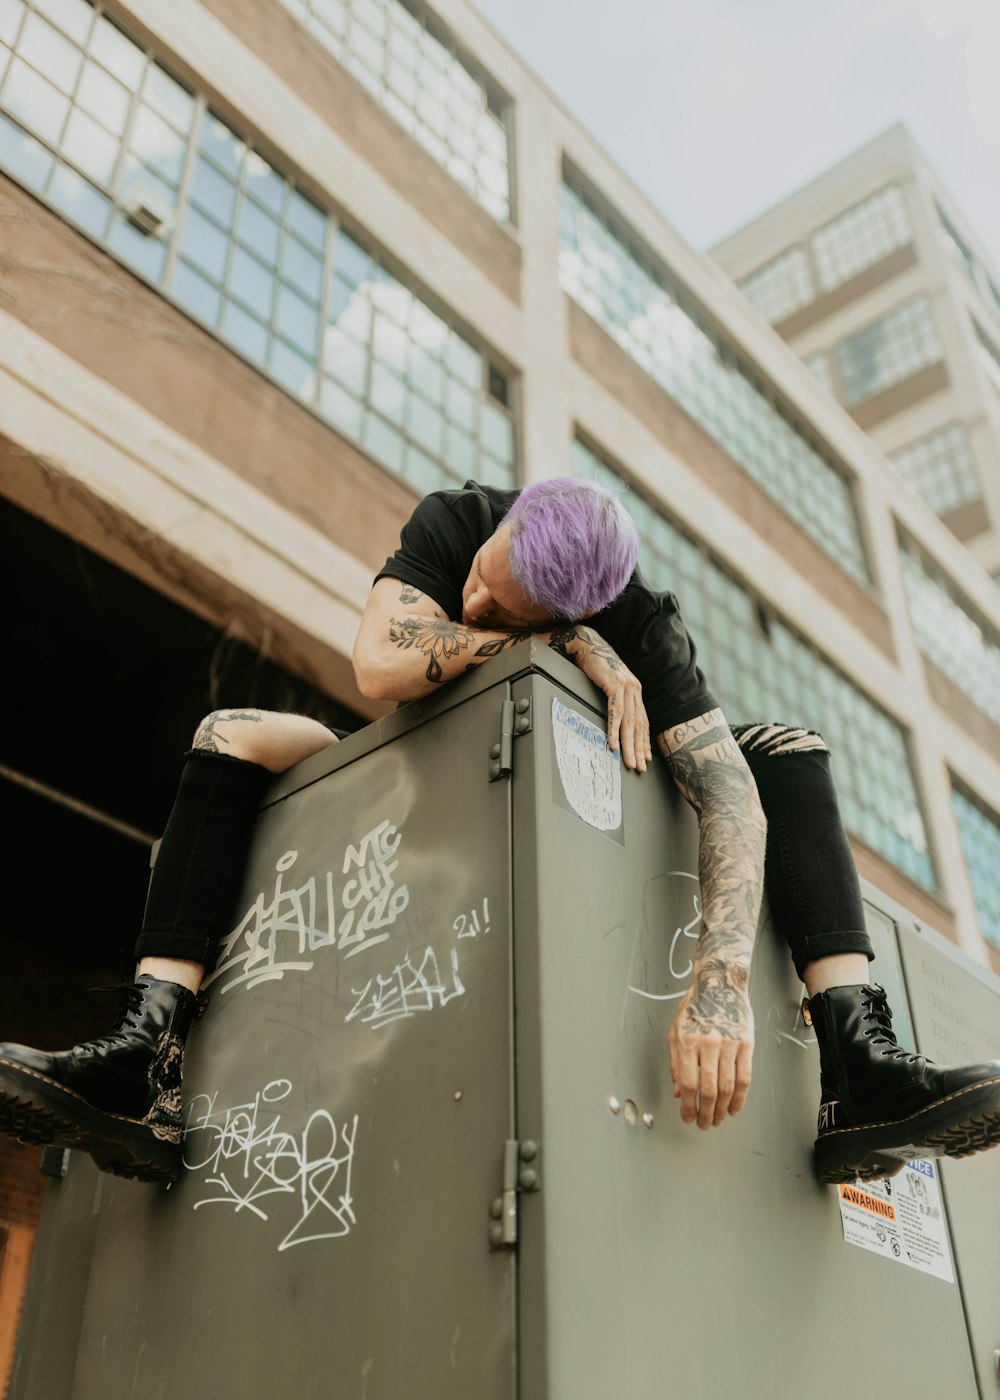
[205,818,411,995]
[346,946,465,1030]
[183,1079,358,1251]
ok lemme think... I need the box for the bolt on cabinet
[11,647,1000,1399]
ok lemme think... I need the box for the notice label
[837,1160,954,1283]
[551,699,622,833]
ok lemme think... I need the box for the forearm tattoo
[388,617,528,684]
[549,625,624,674]
[665,711,765,1037]
[193,709,262,752]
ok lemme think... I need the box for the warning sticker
[551,698,622,833]
[837,1160,954,1283]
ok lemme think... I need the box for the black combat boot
[806,983,1000,1183]
[0,975,198,1185]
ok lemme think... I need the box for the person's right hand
[546,625,652,772]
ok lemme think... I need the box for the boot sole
[814,1076,1000,1184]
[0,1059,181,1186]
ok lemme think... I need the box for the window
[952,788,1000,949]
[811,185,912,292]
[558,180,869,586]
[973,322,1000,395]
[899,538,1000,728]
[936,203,977,285]
[277,0,511,222]
[803,350,836,399]
[836,297,942,405]
[0,0,516,493]
[573,438,934,887]
[738,246,813,324]
[888,424,982,517]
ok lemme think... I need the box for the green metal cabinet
[11,647,1000,1398]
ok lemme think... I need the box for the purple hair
[504,477,639,619]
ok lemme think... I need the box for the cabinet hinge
[488,698,532,781]
[488,1138,540,1248]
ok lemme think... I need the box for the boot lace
[88,982,146,1044]
[861,985,922,1062]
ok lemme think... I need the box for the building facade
[2,2,1000,1372]
[712,124,1000,585]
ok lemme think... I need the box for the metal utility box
[11,648,1000,1399]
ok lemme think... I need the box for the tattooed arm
[353,577,531,700]
[658,709,767,1130]
[546,624,653,773]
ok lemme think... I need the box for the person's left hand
[667,959,755,1127]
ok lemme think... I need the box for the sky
[472,0,1000,265]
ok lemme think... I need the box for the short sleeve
[373,491,482,621]
[595,577,718,735]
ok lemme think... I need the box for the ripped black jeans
[733,723,873,981]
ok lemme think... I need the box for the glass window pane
[61,106,119,185]
[236,195,280,262]
[274,282,320,352]
[76,61,130,135]
[221,298,269,362]
[130,103,186,185]
[119,154,178,218]
[288,188,326,252]
[19,12,82,94]
[3,57,70,145]
[142,63,194,133]
[200,111,243,176]
[90,16,145,88]
[320,377,363,436]
[228,245,276,320]
[322,327,368,394]
[335,233,373,287]
[362,413,405,473]
[179,205,230,281]
[0,111,53,189]
[33,0,92,46]
[190,155,236,224]
[280,236,323,301]
[244,149,285,215]
[370,363,406,422]
[269,338,313,396]
[48,162,111,237]
[172,259,222,325]
[446,332,481,388]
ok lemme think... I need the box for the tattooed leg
[192,709,262,753]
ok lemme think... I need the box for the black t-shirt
[375,480,718,736]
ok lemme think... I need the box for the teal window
[889,425,981,517]
[899,538,1000,728]
[738,246,812,324]
[278,0,511,221]
[573,438,935,889]
[559,180,869,587]
[0,0,516,492]
[811,185,911,291]
[974,323,1000,395]
[837,297,942,405]
[952,789,1000,950]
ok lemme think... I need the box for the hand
[667,960,754,1128]
[547,625,652,772]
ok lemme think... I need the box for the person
[1,478,997,1188]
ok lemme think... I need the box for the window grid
[974,323,1000,396]
[837,296,942,406]
[888,424,982,517]
[812,185,912,292]
[936,204,977,285]
[738,245,813,324]
[558,181,869,586]
[803,350,836,398]
[277,0,511,222]
[572,438,934,887]
[0,0,516,497]
[952,789,1000,950]
[899,539,1000,729]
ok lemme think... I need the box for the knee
[191,709,266,761]
[734,723,830,759]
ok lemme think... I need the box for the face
[461,526,555,631]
